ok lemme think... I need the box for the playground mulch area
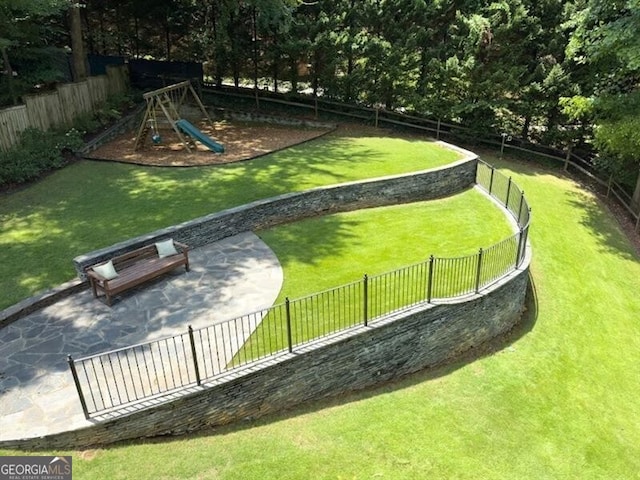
[86,121,333,167]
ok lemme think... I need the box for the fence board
[0,106,29,152]
[0,65,128,151]
[107,64,129,96]
[58,82,93,126]
[87,76,109,106]
[24,91,62,131]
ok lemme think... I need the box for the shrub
[0,127,83,187]
[0,91,138,189]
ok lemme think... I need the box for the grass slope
[2,143,639,478]
[0,131,458,310]
[259,188,514,299]
[232,189,514,358]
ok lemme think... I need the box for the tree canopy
[1,0,639,201]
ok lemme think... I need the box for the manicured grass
[0,131,459,310]
[3,142,640,478]
[258,188,514,300]
[233,189,514,358]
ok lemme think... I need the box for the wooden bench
[86,240,190,306]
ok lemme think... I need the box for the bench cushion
[92,260,118,280]
[155,238,179,258]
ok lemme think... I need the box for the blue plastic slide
[175,119,225,153]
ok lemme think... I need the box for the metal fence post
[427,255,434,302]
[67,355,90,419]
[475,248,484,294]
[607,174,613,198]
[488,168,495,195]
[505,177,512,209]
[515,228,524,267]
[285,297,293,353]
[187,326,202,386]
[517,191,525,225]
[436,119,441,140]
[363,274,369,326]
[375,109,379,128]
[362,273,369,327]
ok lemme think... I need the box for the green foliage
[0,1,69,106]
[567,0,640,75]
[72,91,138,134]
[593,91,640,162]
[588,91,640,192]
[0,91,137,188]
[0,127,83,186]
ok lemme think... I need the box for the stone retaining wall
[4,249,530,449]
[73,155,478,277]
[0,149,535,450]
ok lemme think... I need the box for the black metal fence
[69,162,530,419]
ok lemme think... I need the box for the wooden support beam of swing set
[134,80,215,152]
[141,80,192,100]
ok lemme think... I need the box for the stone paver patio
[0,232,283,442]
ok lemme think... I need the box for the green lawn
[232,189,514,360]
[259,188,514,300]
[0,131,459,310]
[2,137,640,478]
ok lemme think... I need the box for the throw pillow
[93,260,118,280]
[155,238,179,258]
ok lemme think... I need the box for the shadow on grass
[0,133,390,310]
[475,147,639,263]
[565,189,639,263]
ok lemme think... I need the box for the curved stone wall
[73,154,478,276]
[1,149,533,449]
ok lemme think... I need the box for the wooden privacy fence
[0,64,129,152]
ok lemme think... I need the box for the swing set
[134,80,224,153]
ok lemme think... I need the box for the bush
[0,127,83,187]
[0,91,139,189]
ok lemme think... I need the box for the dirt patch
[86,120,334,167]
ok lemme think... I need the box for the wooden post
[564,146,572,172]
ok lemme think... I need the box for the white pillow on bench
[93,260,118,280]
[155,238,179,258]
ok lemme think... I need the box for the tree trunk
[632,167,640,213]
[252,7,259,90]
[1,47,17,105]
[521,114,531,139]
[69,3,87,81]
[165,16,171,61]
[272,34,279,93]
[134,16,140,58]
